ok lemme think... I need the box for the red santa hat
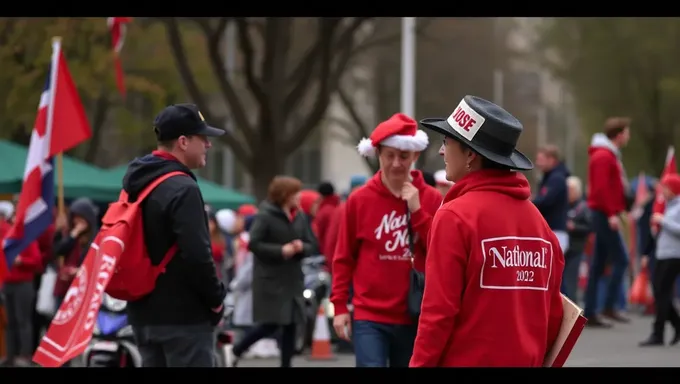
[434,169,454,187]
[357,113,429,157]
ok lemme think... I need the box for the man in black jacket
[122,104,227,367]
[533,144,571,253]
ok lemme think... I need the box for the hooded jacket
[533,162,570,231]
[330,170,442,325]
[1,220,42,283]
[53,197,100,297]
[587,133,628,217]
[314,194,340,256]
[122,150,226,326]
[410,170,564,367]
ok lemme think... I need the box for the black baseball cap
[153,103,225,141]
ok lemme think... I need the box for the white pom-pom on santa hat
[434,169,454,187]
[357,113,429,157]
[215,209,237,234]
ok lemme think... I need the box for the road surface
[238,314,679,367]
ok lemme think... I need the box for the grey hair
[566,176,582,197]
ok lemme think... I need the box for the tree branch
[163,18,253,166]
[235,18,267,111]
[84,91,110,163]
[162,18,211,114]
[326,116,380,173]
[282,18,343,118]
[282,18,367,153]
[337,84,372,140]
[195,18,259,153]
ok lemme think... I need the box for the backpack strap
[134,171,187,204]
[158,244,179,273]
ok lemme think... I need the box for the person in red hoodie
[410,95,564,367]
[1,218,43,367]
[314,182,340,257]
[330,113,441,367]
[583,117,632,328]
[324,176,367,275]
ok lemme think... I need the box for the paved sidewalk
[238,315,679,367]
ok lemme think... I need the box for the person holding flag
[1,37,92,289]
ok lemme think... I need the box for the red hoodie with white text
[330,170,442,325]
[587,133,627,217]
[410,170,564,367]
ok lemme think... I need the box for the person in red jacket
[314,182,340,257]
[584,117,632,327]
[324,176,367,274]
[410,95,564,367]
[330,113,441,367]
[1,224,43,367]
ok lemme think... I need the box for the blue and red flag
[0,38,92,285]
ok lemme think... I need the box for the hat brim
[196,124,226,137]
[420,118,534,171]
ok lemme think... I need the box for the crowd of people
[1,98,679,368]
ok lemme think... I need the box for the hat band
[446,121,516,157]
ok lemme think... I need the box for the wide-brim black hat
[420,95,533,171]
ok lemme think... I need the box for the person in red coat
[313,182,340,257]
[330,113,442,367]
[1,220,43,367]
[410,95,564,367]
[583,117,632,327]
[324,177,367,274]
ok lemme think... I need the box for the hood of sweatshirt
[443,169,531,204]
[589,133,621,158]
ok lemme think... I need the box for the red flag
[651,147,677,229]
[50,40,93,157]
[107,17,132,99]
[32,229,123,367]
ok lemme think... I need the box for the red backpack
[101,171,185,301]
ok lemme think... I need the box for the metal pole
[223,21,236,188]
[400,17,416,118]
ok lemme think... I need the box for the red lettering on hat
[453,107,477,132]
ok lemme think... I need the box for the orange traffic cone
[307,305,335,361]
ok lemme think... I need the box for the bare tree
[160,17,426,199]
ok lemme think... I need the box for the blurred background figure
[313,182,340,259]
[533,144,570,253]
[0,201,14,224]
[433,169,453,196]
[562,176,592,302]
[227,176,318,367]
[639,174,680,347]
[421,171,436,188]
[206,206,226,282]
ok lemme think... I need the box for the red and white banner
[32,237,121,367]
[107,17,132,99]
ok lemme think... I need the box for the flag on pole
[0,38,92,285]
[630,171,650,220]
[652,146,677,208]
[651,146,677,233]
[107,17,132,99]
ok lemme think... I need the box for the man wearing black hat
[410,96,565,367]
[122,104,227,367]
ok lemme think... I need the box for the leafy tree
[0,18,213,165]
[159,17,406,199]
[536,17,680,173]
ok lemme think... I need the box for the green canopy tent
[0,140,122,202]
[107,164,256,210]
